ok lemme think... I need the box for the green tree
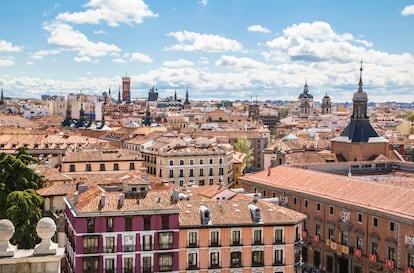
[234,136,254,169]
[407,112,414,121]
[279,108,288,119]
[6,189,43,249]
[0,150,43,249]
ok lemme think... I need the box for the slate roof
[332,119,387,143]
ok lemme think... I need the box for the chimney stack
[74,191,79,205]
[100,193,106,207]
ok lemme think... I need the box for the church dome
[353,90,367,101]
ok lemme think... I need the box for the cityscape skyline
[1,0,414,102]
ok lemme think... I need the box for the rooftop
[240,165,414,221]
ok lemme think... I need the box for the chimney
[248,204,262,223]
[100,193,106,207]
[74,191,79,205]
[199,205,211,226]
[172,189,179,203]
[253,193,260,203]
[78,184,88,193]
[119,193,125,207]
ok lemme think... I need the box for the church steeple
[143,102,152,126]
[174,89,177,101]
[184,87,190,105]
[358,59,364,93]
[0,87,4,105]
[351,60,368,120]
[117,86,121,104]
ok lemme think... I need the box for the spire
[304,80,309,93]
[0,86,3,105]
[117,86,121,104]
[184,87,190,105]
[66,98,71,117]
[174,89,177,101]
[143,101,152,126]
[358,60,363,92]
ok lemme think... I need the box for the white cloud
[130,52,152,63]
[165,31,243,53]
[163,59,194,67]
[74,56,97,63]
[402,5,414,16]
[215,55,271,70]
[26,61,34,66]
[199,0,208,7]
[93,30,107,35]
[43,22,121,57]
[56,0,158,27]
[247,25,270,33]
[264,21,372,63]
[0,57,15,66]
[112,58,127,63]
[0,40,22,52]
[198,57,209,65]
[31,49,61,60]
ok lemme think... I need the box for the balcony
[123,244,135,252]
[231,240,242,246]
[252,239,263,245]
[273,260,285,266]
[187,241,198,248]
[209,240,220,247]
[141,267,151,273]
[159,242,173,250]
[105,247,115,253]
[274,239,284,245]
[251,261,264,267]
[230,262,242,268]
[142,244,153,251]
[209,263,221,269]
[187,264,199,270]
[159,265,173,272]
[122,267,136,273]
[83,247,98,254]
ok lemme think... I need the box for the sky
[1,0,414,103]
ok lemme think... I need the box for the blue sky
[1,0,414,102]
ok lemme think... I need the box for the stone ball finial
[36,217,56,240]
[0,219,15,242]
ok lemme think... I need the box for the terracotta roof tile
[178,198,306,227]
[240,165,414,221]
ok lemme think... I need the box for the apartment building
[200,128,270,171]
[61,149,142,174]
[64,183,180,273]
[239,165,414,273]
[139,133,234,187]
[177,197,306,273]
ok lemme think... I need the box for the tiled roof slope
[178,198,306,227]
[66,183,178,215]
[240,166,414,221]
